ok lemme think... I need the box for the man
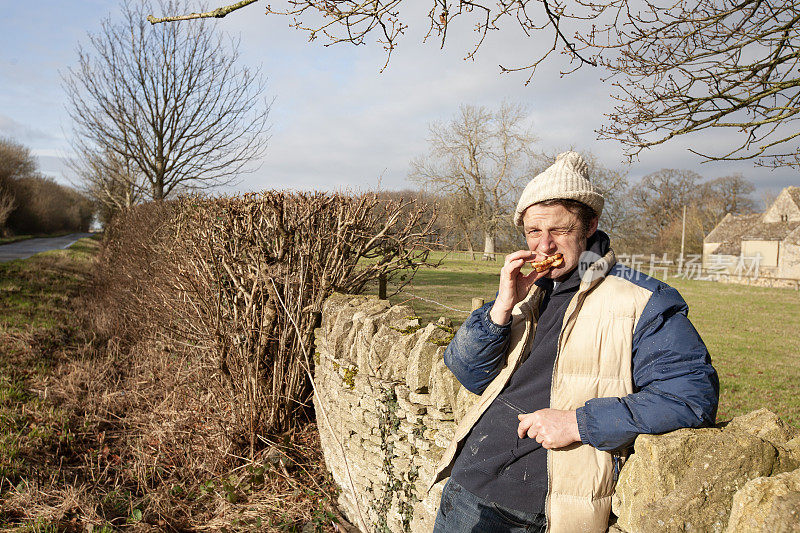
[429,151,719,533]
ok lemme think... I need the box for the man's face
[522,203,598,280]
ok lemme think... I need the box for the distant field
[378,251,800,427]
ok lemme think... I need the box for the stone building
[703,186,800,280]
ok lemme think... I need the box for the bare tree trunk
[153,179,165,202]
[483,231,496,261]
[463,230,476,260]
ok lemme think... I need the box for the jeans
[433,479,547,533]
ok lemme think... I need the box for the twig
[268,278,370,533]
[147,0,258,24]
[541,0,597,67]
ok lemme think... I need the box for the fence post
[378,273,387,300]
[471,297,484,311]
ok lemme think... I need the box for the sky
[1,1,797,203]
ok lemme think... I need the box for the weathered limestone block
[349,302,412,374]
[391,455,412,473]
[397,395,426,416]
[426,416,456,433]
[394,440,413,457]
[395,383,410,400]
[385,332,419,382]
[405,412,426,426]
[409,391,434,406]
[429,358,460,413]
[321,293,362,332]
[411,479,446,533]
[362,440,381,456]
[427,407,455,421]
[725,467,800,533]
[454,384,481,425]
[784,436,800,464]
[353,374,373,395]
[727,408,798,446]
[412,437,431,452]
[323,294,369,357]
[358,396,379,413]
[405,324,450,392]
[362,409,380,429]
[397,418,415,435]
[434,431,453,449]
[613,427,780,533]
[370,323,415,381]
[725,410,800,474]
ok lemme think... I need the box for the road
[0,233,95,263]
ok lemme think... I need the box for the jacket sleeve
[443,301,512,395]
[575,283,719,451]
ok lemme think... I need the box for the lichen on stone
[342,365,358,390]
[389,323,424,335]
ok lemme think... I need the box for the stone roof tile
[704,213,762,243]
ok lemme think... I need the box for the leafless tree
[0,140,28,233]
[70,148,147,226]
[588,0,800,169]
[64,0,270,202]
[409,103,535,259]
[626,168,702,252]
[150,1,800,168]
[0,138,36,234]
[442,191,483,257]
[625,169,757,254]
[760,189,780,212]
[0,189,14,235]
[0,139,37,181]
[701,174,756,220]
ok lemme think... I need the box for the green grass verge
[0,238,99,504]
[0,238,99,331]
[379,253,800,427]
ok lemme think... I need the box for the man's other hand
[517,409,580,449]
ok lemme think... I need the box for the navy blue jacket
[443,263,720,451]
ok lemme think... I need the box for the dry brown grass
[0,237,346,532]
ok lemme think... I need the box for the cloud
[0,114,55,143]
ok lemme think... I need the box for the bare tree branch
[147,0,259,24]
[152,0,800,168]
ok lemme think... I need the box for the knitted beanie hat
[513,151,604,226]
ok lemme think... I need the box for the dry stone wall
[313,295,800,533]
[313,294,480,533]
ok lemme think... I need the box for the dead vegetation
[1,191,436,531]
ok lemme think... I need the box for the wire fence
[394,289,474,315]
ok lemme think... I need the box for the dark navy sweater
[449,233,610,514]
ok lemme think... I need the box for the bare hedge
[93,192,436,456]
